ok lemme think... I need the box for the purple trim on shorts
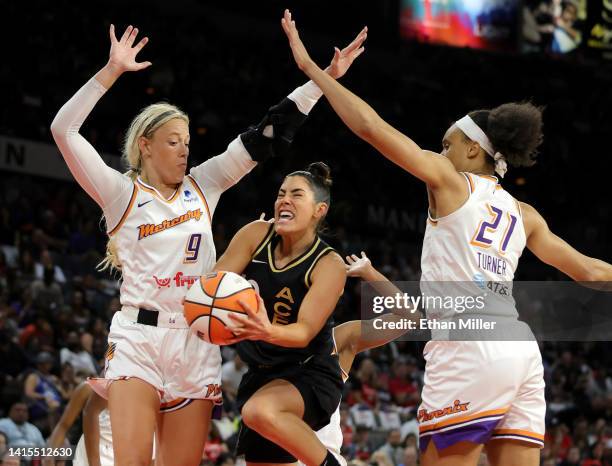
[421,413,504,436]
[419,418,500,452]
[212,403,223,420]
[490,433,545,446]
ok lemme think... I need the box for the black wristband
[240,97,308,162]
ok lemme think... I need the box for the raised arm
[522,202,612,283]
[335,253,416,356]
[281,10,462,190]
[189,27,368,215]
[50,25,151,228]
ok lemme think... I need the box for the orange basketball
[183,271,257,345]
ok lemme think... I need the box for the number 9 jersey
[111,173,216,316]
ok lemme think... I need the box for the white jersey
[314,407,346,466]
[111,173,216,315]
[417,174,545,451]
[420,173,526,327]
[73,409,158,465]
[51,76,323,319]
[422,173,526,284]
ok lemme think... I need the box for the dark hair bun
[306,162,333,188]
[470,102,543,169]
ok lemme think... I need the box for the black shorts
[235,353,343,463]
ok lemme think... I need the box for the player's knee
[114,439,155,466]
[241,400,276,430]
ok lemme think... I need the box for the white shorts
[298,406,347,466]
[72,435,114,466]
[89,311,222,407]
[418,340,545,452]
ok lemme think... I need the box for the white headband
[455,115,508,178]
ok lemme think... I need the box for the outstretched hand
[345,251,374,278]
[327,26,367,79]
[281,10,314,73]
[281,9,367,79]
[107,24,152,74]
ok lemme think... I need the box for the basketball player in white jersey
[281,10,612,466]
[45,382,121,466]
[296,252,413,466]
[50,24,367,466]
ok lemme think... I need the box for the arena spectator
[56,363,79,403]
[560,446,582,465]
[348,358,381,408]
[23,352,62,434]
[221,354,247,412]
[374,429,404,466]
[0,402,45,448]
[398,445,418,466]
[0,430,8,457]
[15,249,36,293]
[18,312,55,355]
[59,331,96,377]
[345,425,374,461]
[339,406,354,450]
[32,210,68,254]
[387,357,420,407]
[0,330,28,379]
[370,450,394,466]
[34,249,66,285]
[30,266,63,313]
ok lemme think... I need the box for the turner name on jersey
[109,175,214,314]
[422,173,526,284]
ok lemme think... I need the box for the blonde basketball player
[281,10,612,466]
[51,24,366,466]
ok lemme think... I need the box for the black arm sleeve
[239,97,308,162]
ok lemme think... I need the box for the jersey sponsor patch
[153,271,199,288]
[183,189,198,203]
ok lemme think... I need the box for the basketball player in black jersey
[213,162,345,466]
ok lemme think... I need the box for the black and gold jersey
[236,224,337,367]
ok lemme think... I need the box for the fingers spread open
[126,27,139,47]
[135,36,149,51]
[120,25,133,44]
[109,24,118,43]
[136,61,152,71]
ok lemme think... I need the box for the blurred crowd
[1,0,612,465]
